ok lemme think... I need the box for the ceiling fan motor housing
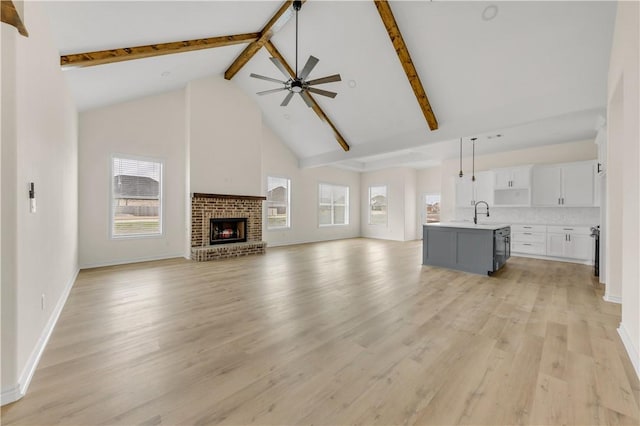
[290,79,304,93]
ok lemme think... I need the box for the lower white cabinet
[546,226,593,262]
[511,224,594,264]
[511,224,546,256]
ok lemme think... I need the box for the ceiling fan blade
[250,73,286,84]
[270,57,291,79]
[299,91,314,108]
[257,87,287,96]
[306,74,342,86]
[280,91,295,107]
[307,87,338,99]
[299,55,319,80]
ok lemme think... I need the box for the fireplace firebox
[210,218,247,245]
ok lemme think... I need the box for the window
[425,194,441,223]
[319,183,349,226]
[266,176,291,229]
[369,185,388,225]
[111,155,162,237]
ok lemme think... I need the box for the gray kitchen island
[422,223,511,275]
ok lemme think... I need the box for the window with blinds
[111,155,163,237]
[318,183,349,226]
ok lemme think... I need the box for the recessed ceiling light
[486,133,503,139]
[160,71,171,77]
[482,4,499,21]
[348,80,357,88]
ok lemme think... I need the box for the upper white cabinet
[493,165,532,206]
[494,166,531,189]
[455,171,494,207]
[532,161,596,207]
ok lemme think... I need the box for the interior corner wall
[261,125,360,246]
[187,75,262,196]
[607,0,640,378]
[78,90,187,268]
[404,169,417,241]
[1,1,78,404]
[416,167,443,238]
[360,167,416,241]
[1,22,19,402]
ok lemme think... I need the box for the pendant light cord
[459,137,464,178]
[295,6,298,78]
[471,137,477,182]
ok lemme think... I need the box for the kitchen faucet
[474,201,490,224]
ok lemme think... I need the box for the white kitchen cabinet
[546,225,593,262]
[455,171,494,207]
[493,166,532,206]
[511,224,547,256]
[562,162,595,206]
[494,166,531,189]
[532,161,595,207]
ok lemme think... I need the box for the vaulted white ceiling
[43,1,616,170]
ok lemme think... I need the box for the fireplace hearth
[210,218,247,245]
[191,193,266,261]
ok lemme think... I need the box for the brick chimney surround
[191,193,267,261]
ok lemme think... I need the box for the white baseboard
[603,293,622,304]
[0,268,79,406]
[618,323,640,380]
[80,253,185,269]
[603,281,622,304]
[511,252,593,266]
[266,236,360,248]
[0,385,21,406]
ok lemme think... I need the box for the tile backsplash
[454,207,600,226]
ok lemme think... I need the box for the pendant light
[471,137,477,182]
[458,137,464,178]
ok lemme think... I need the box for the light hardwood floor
[2,238,639,425]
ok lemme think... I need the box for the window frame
[266,175,292,230]
[318,182,350,227]
[424,192,442,224]
[110,153,164,239]
[368,185,388,226]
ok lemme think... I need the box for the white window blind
[319,183,349,226]
[111,156,163,237]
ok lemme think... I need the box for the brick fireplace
[191,193,267,261]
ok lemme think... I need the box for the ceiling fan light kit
[250,0,342,107]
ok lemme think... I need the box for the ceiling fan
[250,0,341,107]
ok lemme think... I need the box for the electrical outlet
[41,294,45,311]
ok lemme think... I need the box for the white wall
[188,76,262,196]
[438,139,598,222]
[262,125,360,246]
[1,1,78,404]
[78,90,186,267]
[360,167,417,241]
[607,0,639,378]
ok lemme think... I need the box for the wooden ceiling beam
[59,33,260,69]
[224,1,302,80]
[264,40,350,152]
[1,0,28,37]
[373,0,438,131]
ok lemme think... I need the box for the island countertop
[425,222,510,231]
